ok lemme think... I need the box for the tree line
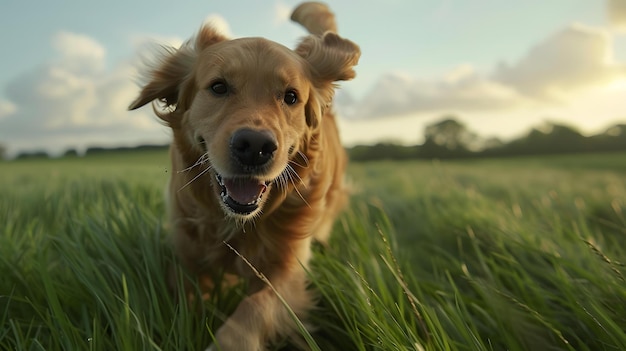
[3,144,169,160]
[347,117,626,162]
[2,117,625,161]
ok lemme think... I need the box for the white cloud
[340,67,527,120]
[0,31,169,156]
[493,23,624,101]
[0,100,16,120]
[52,31,106,73]
[608,0,626,31]
[339,23,625,120]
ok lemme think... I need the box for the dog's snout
[230,128,278,168]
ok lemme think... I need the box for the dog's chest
[198,225,270,274]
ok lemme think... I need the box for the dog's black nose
[230,129,278,168]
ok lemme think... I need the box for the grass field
[1,151,625,350]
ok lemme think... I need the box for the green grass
[1,151,625,350]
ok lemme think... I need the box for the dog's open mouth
[216,174,270,215]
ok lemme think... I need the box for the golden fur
[129,2,359,350]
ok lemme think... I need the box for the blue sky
[1,0,625,155]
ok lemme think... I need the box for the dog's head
[129,25,359,219]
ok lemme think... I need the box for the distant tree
[587,124,626,152]
[63,148,79,158]
[347,119,626,163]
[605,124,626,137]
[482,137,504,150]
[85,147,109,155]
[418,117,482,158]
[0,143,6,160]
[486,122,587,156]
[16,151,49,160]
[542,123,585,151]
[84,144,169,156]
[423,117,481,151]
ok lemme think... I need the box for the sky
[1,0,625,156]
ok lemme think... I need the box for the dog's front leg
[206,269,312,351]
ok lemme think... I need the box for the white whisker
[178,164,213,192]
[285,165,310,208]
[287,161,307,189]
[277,171,289,198]
[278,172,287,196]
[288,151,309,169]
[178,152,210,173]
[297,151,310,167]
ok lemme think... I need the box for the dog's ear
[304,89,324,129]
[296,32,360,83]
[127,45,194,112]
[296,32,360,128]
[128,25,227,113]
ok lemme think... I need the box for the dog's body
[129,2,359,350]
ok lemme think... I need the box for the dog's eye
[284,90,298,105]
[209,81,228,96]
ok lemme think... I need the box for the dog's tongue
[223,178,267,205]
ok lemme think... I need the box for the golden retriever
[129,2,359,350]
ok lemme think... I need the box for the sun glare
[606,78,626,91]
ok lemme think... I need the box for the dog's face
[188,38,314,217]
[129,26,360,220]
